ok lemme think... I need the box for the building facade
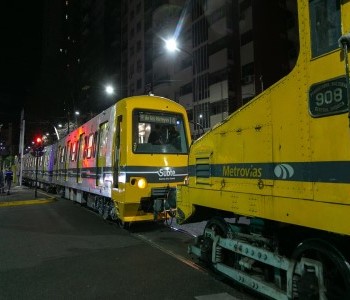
[56,0,298,136]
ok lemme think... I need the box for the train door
[96,122,108,186]
[113,115,123,189]
[77,133,84,183]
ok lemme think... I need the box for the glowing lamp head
[137,178,147,189]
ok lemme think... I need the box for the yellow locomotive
[177,1,350,299]
[23,95,191,225]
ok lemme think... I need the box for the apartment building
[121,0,297,136]
[56,0,297,135]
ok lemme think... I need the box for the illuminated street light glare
[75,111,80,116]
[105,85,115,95]
[165,38,179,52]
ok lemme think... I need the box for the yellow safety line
[0,198,56,207]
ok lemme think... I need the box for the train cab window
[309,0,341,57]
[133,110,189,154]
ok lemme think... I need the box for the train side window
[309,0,341,58]
[71,142,77,161]
[86,134,94,159]
[60,146,65,163]
[98,122,108,159]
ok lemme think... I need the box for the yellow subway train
[177,1,350,299]
[22,95,191,225]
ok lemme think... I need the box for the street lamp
[105,85,115,95]
[165,38,179,52]
[164,38,204,138]
[164,38,192,56]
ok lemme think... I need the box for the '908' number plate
[309,77,348,117]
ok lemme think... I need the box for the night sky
[0,2,43,125]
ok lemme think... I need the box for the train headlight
[184,176,189,185]
[130,177,148,189]
[137,178,147,189]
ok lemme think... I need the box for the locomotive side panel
[178,1,350,235]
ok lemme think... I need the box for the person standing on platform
[5,167,13,195]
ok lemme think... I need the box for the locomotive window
[309,0,341,57]
[133,110,189,154]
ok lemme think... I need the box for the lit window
[71,142,77,161]
[87,134,94,158]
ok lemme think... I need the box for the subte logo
[274,164,294,179]
[157,168,176,177]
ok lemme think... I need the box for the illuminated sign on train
[139,113,177,125]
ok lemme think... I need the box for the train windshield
[133,110,189,154]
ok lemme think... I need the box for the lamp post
[164,38,203,137]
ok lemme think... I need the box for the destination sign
[309,76,348,117]
[139,113,177,125]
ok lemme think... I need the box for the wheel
[205,216,229,237]
[200,217,231,265]
[291,238,350,300]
